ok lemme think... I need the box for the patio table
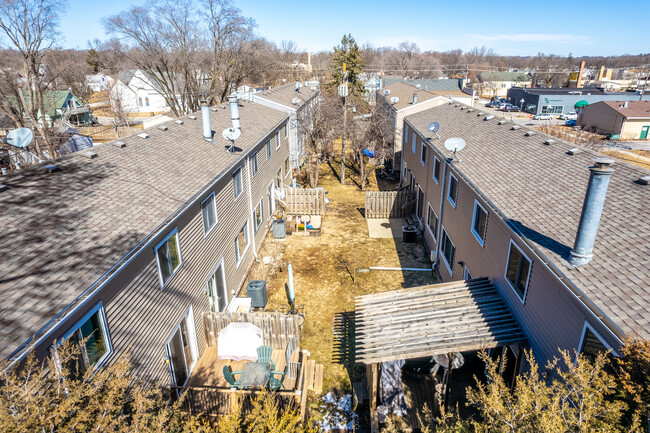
[238,361,271,389]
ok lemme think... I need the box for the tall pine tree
[329,34,365,94]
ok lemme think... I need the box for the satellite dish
[390,96,399,104]
[5,128,33,149]
[382,89,390,96]
[222,127,241,142]
[234,90,245,99]
[444,137,466,152]
[427,122,440,133]
[292,97,302,105]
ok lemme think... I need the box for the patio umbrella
[574,100,589,108]
[217,322,263,361]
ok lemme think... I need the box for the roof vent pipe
[568,158,615,266]
[201,102,213,142]
[229,95,241,131]
[623,101,628,108]
[413,92,418,104]
[248,89,254,103]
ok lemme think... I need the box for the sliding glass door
[166,307,197,387]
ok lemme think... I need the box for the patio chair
[256,345,275,370]
[223,365,243,389]
[267,366,287,391]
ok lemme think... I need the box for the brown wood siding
[401,120,621,365]
[37,119,290,386]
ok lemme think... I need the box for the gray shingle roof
[478,72,531,82]
[383,78,462,92]
[0,101,287,360]
[378,82,450,111]
[256,82,318,108]
[405,103,650,340]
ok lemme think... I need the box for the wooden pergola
[355,278,527,432]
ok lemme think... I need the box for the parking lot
[475,99,570,127]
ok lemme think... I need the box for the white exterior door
[166,307,198,388]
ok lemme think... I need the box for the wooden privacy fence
[281,187,326,215]
[203,311,301,350]
[365,190,416,219]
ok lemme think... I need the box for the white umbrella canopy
[217,322,263,361]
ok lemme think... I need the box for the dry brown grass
[601,150,650,170]
[249,159,435,398]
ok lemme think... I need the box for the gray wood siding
[40,120,290,386]
[401,121,621,366]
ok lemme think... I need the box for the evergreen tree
[329,34,365,94]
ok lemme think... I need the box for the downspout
[435,157,449,272]
[245,151,260,263]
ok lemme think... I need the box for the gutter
[7,114,289,369]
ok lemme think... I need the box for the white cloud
[469,33,590,44]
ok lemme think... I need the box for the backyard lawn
[247,158,436,402]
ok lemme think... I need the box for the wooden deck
[402,368,437,431]
[187,346,301,390]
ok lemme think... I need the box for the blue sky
[56,0,648,57]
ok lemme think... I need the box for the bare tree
[0,0,68,159]
[105,79,129,134]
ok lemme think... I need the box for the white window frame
[155,228,183,289]
[432,156,441,184]
[233,167,243,199]
[403,161,407,182]
[275,131,280,149]
[426,202,438,243]
[266,139,271,160]
[404,124,408,142]
[284,123,288,138]
[165,306,198,388]
[463,266,473,280]
[201,192,217,236]
[61,301,113,371]
[439,227,455,276]
[235,220,250,267]
[412,132,416,153]
[206,259,227,313]
[251,152,258,176]
[576,321,617,363]
[420,142,426,166]
[285,157,291,178]
[253,198,264,233]
[447,172,458,208]
[504,240,533,304]
[471,199,488,247]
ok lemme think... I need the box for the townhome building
[253,82,319,170]
[375,82,450,169]
[400,102,650,367]
[0,96,296,388]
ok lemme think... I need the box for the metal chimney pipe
[413,92,418,104]
[201,102,213,142]
[569,158,615,266]
[228,95,241,131]
[248,89,254,103]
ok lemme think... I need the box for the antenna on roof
[427,122,441,139]
[444,137,466,162]
[390,96,399,104]
[292,97,302,105]
[383,89,390,96]
[295,81,302,93]
[2,128,43,164]
[222,95,242,151]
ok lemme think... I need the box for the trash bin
[246,280,268,309]
[402,225,417,243]
[272,218,286,239]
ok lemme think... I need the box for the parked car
[559,112,577,120]
[565,119,577,126]
[501,104,520,112]
[533,113,555,120]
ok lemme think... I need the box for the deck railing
[203,311,302,350]
[171,386,298,417]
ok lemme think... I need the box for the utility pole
[340,63,348,185]
[639,65,647,102]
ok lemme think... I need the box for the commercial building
[579,100,650,140]
[506,87,650,115]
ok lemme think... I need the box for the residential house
[375,82,450,168]
[507,86,650,115]
[399,102,650,369]
[1,97,295,389]
[86,73,108,92]
[579,100,650,140]
[21,90,93,126]
[253,82,319,169]
[382,78,474,105]
[363,74,382,105]
[475,72,531,98]
[111,69,173,113]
